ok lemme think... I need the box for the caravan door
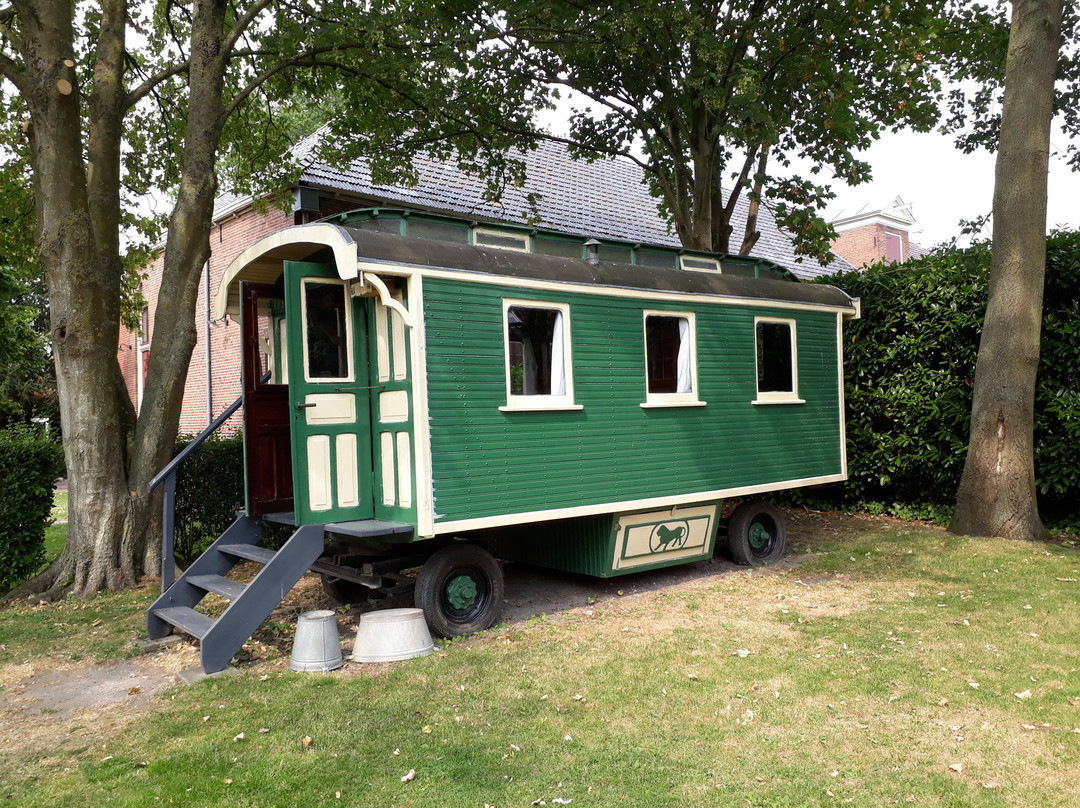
[284,260,375,524]
[240,282,293,516]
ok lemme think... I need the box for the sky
[539,98,1080,252]
[822,124,1080,250]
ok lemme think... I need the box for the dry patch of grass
[0,645,199,773]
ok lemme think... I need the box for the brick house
[829,196,929,269]
[121,139,854,434]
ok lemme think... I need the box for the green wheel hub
[445,574,478,610]
[748,521,772,551]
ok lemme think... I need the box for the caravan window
[501,301,580,411]
[642,312,704,408]
[753,318,804,404]
[303,280,352,382]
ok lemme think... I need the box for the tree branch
[0,50,27,93]
[221,0,273,56]
[86,0,127,254]
[0,3,23,54]
[0,2,25,84]
[220,43,370,119]
[721,146,760,225]
[124,61,189,110]
[739,147,769,255]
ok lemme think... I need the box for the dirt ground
[0,509,875,754]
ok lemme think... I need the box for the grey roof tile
[220,135,852,280]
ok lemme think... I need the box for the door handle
[295,402,317,410]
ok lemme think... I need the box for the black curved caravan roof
[214,209,860,319]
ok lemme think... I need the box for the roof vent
[584,238,601,266]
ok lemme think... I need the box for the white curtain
[522,336,538,394]
[550,311,566,396]
[676,317,692,394]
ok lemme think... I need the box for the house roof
[215,136,854,280]
[907,241,932,260]
[831,195,918,233]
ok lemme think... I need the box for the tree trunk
[949,0,1061,541]
[14,0,231,601]
[740,148,769,255]
[128,0,230,545]
[12,0,134,600]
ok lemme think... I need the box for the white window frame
[680,255,722,273]
[136,308,150,412]
[884,231,904,263]
[641,310,706,408]
[500,299,581,412]
[473,227,531,253]
[753,316,805,405]
[300,278,355,384]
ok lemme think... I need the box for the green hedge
[172,431,291,563]
[803,231,1080,526]
[0,424,65,593]
[173,431,246,563]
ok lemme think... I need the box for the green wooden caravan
[147,209,860,672]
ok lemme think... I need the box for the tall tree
[0,0,540,600]
[949,0,1066,541]
[475,0,946,261]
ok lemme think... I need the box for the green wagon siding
[423,277,842,525]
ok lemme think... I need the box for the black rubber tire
[414,544,504,637]
[320,573,373,605]
[727,501,786,567]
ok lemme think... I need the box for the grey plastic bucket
[289,610,343,672]
[351,608,435,663]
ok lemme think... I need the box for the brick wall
[122,194,390,434]
[117,321,141,409]
[830,223,911,270]
[121,202,296,434]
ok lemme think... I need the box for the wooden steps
[146,515,415,674]
[152,606,215,639]
[218,544,277,564]
[146,517,325,673]
[186,574,248,600]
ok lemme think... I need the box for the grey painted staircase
[146,516,325,673]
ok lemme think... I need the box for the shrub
[803,231,1080,523]
[171,430,291,564]
[173,431,245,563]
[0,424,65,593]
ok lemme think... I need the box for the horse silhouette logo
[649,520,691,553]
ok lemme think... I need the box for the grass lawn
[41,523,66,567]
[1,511,1078,807]
[49,492,68,524]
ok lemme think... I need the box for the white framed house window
[753,317,805,404]
[884,232,904,263]
[136,307,150,413]
[641,311,705,408]
[501,300,581,411]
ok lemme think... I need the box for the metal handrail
[148,394,245,492]
[148,390,245,591]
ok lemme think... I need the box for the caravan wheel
[415,544,504,637]
[727,501,786,566]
